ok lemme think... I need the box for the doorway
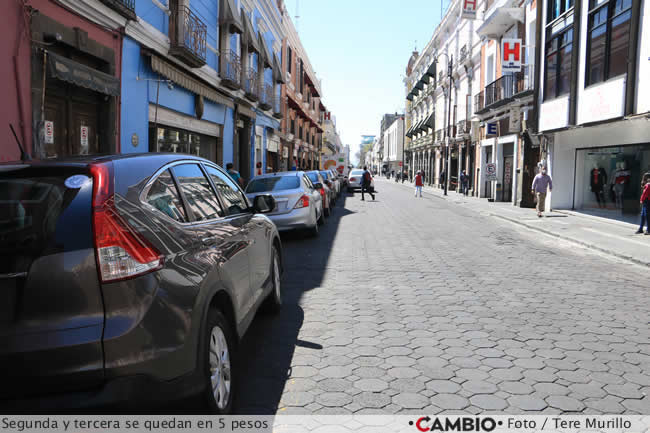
[484,146,493,198]
[502,142,514,202]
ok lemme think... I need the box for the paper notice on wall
[80,126,89,151]
[44,121,54,144]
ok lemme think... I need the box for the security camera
[166,81,174,90]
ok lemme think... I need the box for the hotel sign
[461,0,478,19]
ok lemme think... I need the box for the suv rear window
[306,173,321,184]
[246,176,300,193]
[0,167,93,274]
[350,170,364,176]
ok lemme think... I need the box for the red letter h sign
[503,41,521,62]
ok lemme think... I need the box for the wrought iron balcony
[479,66,534,113]
[259,83,274,111]
[456,120,470,137]
[99,0,136,20]
[474,92,484,113]
[169,4,207,68]
[244,68,259,101]
[220,50,241,90]
[459,45,468,63]
[435,129,444,143]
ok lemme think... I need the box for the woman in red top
[636,172,650,235]
[414,170,423,198]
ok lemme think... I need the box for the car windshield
[246,176,300,193]
[307,173,320,184]
[350,170,364,176]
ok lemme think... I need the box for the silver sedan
[245,171,324,237]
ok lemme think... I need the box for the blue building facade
[120,0,284,180]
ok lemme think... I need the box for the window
[290,119,295,134]
[548,0,574,21]
[286,46,292,73]
[544,15,573,100]
[246,176,300,193]
[586,0,632,85]
[171,164,224,221]
[145,169,188,222]
[204,165,249,215]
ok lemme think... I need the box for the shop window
[586,0,632,85]
[544,18,573,100]
[151,126,220,163]
[171,164,225,221]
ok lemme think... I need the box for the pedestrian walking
[532,167,553,217]
[226,163,245,188]
[459,170,468,195]
[414,170,423,198]
[439,169,446,188]
[361,166,375,201]
[635,172,650,235]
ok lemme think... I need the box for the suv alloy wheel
[203,310,235,413]
[263,246,282,313]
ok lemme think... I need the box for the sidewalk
[381,178,650,267]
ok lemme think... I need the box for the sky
[284,0,451,164]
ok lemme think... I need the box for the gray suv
[0,154,283,414]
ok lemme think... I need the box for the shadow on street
[233,192,354,414]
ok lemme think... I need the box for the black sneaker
[645,232,650,235]
[636,230,644,234]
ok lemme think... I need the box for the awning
[150,54,234,108]
[258,33,273,69]
[237,103,256,119]
[405,125,414,138]
[425,62,436,79]
[477,7,525,39]
[406,92,414,101]
[47,52,120,97]
[414,80,424,91]
[272,53,285,84]
[219,0,243,34]
[422,113,435,132]
[242,10,259,53]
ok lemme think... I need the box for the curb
[380,179,650,268]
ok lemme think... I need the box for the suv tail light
[350,177,357,182]
[318,188,326,200]
[294,195,310,209]
[90,163,163,283]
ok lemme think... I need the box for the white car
[347,169,374,191]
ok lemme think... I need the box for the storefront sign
[486,162,498,181]
[461,0,478,19]
[44,121,54,144]
[487,123,498,136]
[80,126,89,149]
[267,139,278,153]
[509,106,521,133]
[501,39,522,73]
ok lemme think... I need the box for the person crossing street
[361,166,375,201]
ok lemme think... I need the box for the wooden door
[70,101,99,155]
[43,94,67,158]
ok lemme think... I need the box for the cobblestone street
[235,180,650,415]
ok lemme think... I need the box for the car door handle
[201,236,217,246]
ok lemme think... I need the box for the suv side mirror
[253,194,275,214]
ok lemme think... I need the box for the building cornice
[57,0,127,30]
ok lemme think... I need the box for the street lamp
[434,53,453,196]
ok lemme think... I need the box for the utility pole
[444,56,453,196]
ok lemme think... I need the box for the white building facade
[537,0,650,222]
[383,116,405,175]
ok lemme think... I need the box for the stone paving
[234,180,650,415]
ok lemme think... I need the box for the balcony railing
[474,93,484,113]
[244,68,259,101]
[220,50,241,89]
[99,0,136,20]
[435,129,444,143]
[169,4,207,68]
[456,120,470,137]
[479,66,534,112]
[459,45,468,63]
[260,83,274,110]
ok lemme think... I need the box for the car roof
[0,153,209,169]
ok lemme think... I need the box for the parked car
[320,170,340,199]
[329,169,343,194]
[245,171,324,236]
[0,154,283,414]
[348,169,374,191]
[306,171,332,216]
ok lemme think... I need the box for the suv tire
[202,309,236,414]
